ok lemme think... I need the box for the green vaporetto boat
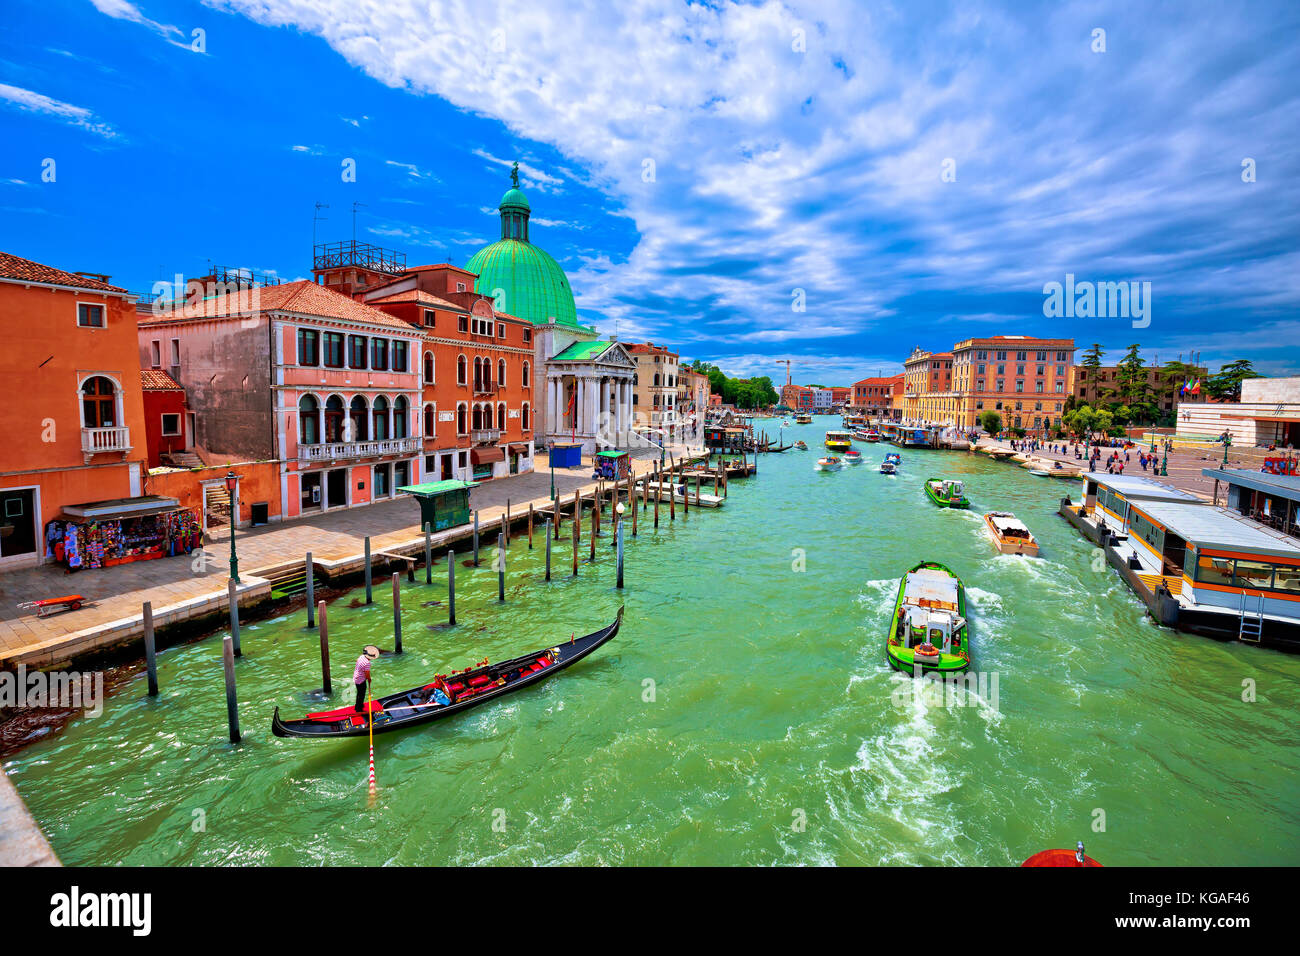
[885,561,971,674]
[924,476,970,508]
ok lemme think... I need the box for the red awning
[470,446,505,465]
[507,443,531,455]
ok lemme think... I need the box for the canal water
[8,418,1300,865]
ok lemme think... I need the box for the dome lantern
[499,162,531,241]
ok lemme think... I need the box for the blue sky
[2,0,1298,386]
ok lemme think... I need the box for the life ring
[916,642,939,657]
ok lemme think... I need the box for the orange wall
[145,462,282,526]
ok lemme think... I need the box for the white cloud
[0,83,118,138]
[88,0,185,44]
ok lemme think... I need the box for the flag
[1191,379,1201,394]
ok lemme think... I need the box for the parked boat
[880,451,901,475]
[272,608,623,739]
[815,456,842,472]
[924,477,970,508]
[865,428,881,442]
[1029,469,1051,477]
[843,449,864,465]
[983,511,1039,556]
[825,429,853,452]
[645,481,725,507]
[885,561,970,674]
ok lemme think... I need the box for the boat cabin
[901,569,964,653]
[1204,468,1300,543]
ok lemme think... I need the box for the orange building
[951,335,1075,432]
[902,349,954,422]
[0,252,149,570]
[851,374,904,420]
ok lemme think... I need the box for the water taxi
[843,449,863,465]
[795,414,813,424]
[825,429,853,452]
[815,456,842,471]
[864,428,881,442]
[880,451,901,475]
[925,477,970,508]
[793,440,808,450]
[983,511,1039,556]
[885,561,971,674]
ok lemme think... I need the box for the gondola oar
[366,686,377,806]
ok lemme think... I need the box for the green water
[8,422,1300,865]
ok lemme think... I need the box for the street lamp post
[224,470,240,584]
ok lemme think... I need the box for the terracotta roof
[626,342,678,356]
[141,369,183,391]
[139,280,414,330]
[0,250,127,293]
[366,289,466,311]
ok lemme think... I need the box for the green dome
[466,238,578,327]
[499,187,530,211]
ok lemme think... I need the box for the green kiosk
[396,480,476,532]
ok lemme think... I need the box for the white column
[586,374,599,442]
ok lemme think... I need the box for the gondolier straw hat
[362,645,381,660]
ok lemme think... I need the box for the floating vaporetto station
[1061,473,1300,652]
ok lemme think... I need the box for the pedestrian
[354,644,380,713]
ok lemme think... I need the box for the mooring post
[669,474,675,520]
[305,551,315,627]
[631,479,638,537]
[545,519,552,581]
[228,578,241,657]
[424,524,432,584]
[222,635,240,743]
[364,536,373,604]
[505,500,511,549]
[528,503,534,549]
[497,532,506,602]
[572,520,579,576]
[473,511,480,566]
[142,601,159,697]
[392,572,403,653]
[617,514,625,589]
[318,600,331,695]
[590,503,597,562]
[695,475,701,507]
[655,477,661,528]
[448,549,456,626]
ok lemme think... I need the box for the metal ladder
[1238,590,1264,643]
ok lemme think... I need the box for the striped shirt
[353,655,371,686]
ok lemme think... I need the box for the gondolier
[354,645,380,713]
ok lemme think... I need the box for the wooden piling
[545,519,552,581]
[631,478,638,537]
[318,601,331,695]
[528,503,534,549]
[616,517,625,590]
[505,500,510,549]
[228,578,241,657]
[142,601,158,696]
[572,519,579,576]
[590,503,597,562]
[364,536,373,604]
[306,551,315,627]
[424,525,432,584]
[222,635,240,743]
[448,549,456,626]
[392,572,403,653]
[497,532,506,601]
[695,476,701,507]
[473,511,480,566]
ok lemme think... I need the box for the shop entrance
[0,488,37,566]
[301,472,322,512]
[326,469,347,509]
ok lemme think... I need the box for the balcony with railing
[81,426,132,462]
[298,436,421,462]
[471,428,501,444]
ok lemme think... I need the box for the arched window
[81,376,117,428]
[424,403,435,437]
[325,395,344,443]
[521,402,530,430]
[299,394,319,444]
[653,373,661,387]
[522,361,530,388]
[497,358,506,386]
[498,403,507,430]
[373,395,390,441]
[393,396,408,439]
[349,395,369,441]
[424,352,434,384]
[472,404,483,430]
[457,354,468,386]
[457,403,467,435]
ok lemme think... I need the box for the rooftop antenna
[351,201,367,243]
[312,202,330,247]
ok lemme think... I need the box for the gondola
[271,607,623,739]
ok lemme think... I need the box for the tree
[978,410,1002,435]
[1081,344,1105,369]
[1205,359,1262,402]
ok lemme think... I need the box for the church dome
[465,168,578,327]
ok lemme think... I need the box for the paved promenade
[974,436,1271,502]
[0,444,702,668]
